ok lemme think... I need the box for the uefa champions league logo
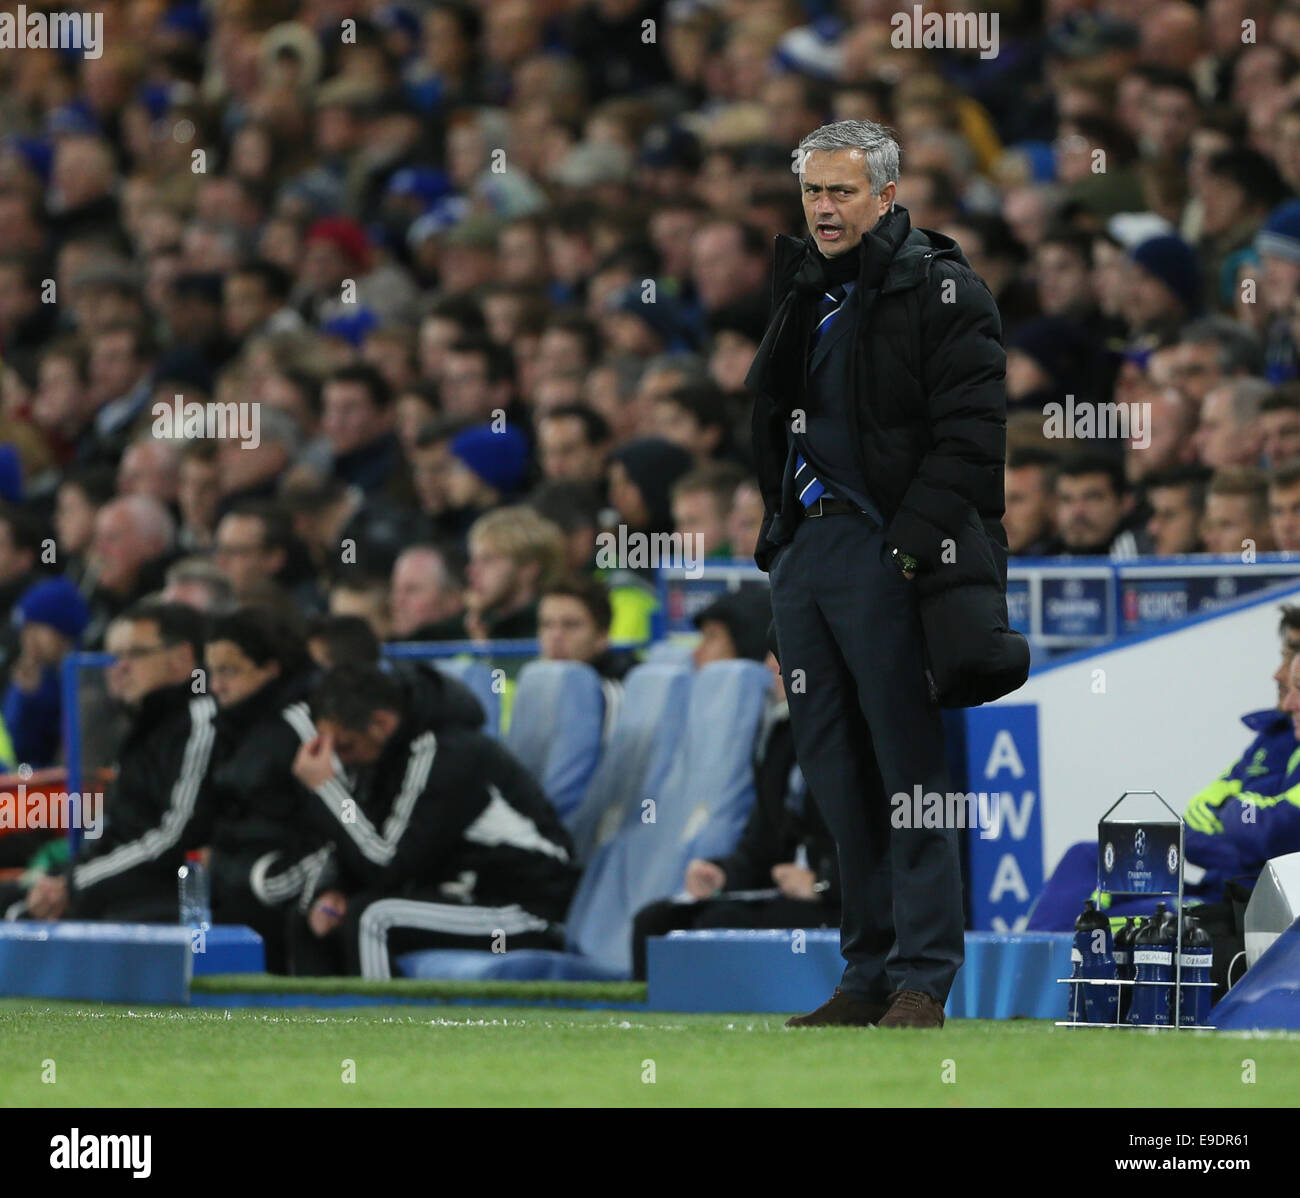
[1134,829,1147,857]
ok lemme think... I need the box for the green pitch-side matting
[190,973,648,1006]
[3,999,1299,1107]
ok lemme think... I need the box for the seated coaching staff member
[18,602,217,922]
[288,664,580,978]
[746,120,1011,1028]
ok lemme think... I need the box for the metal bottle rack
[1055,791,1215,1029]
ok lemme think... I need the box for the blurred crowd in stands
[1,1,1300,680]
[1,1,1300,959]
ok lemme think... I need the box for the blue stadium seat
[505,660,606,822]
[395,657,771,980]
[642,638,695,666]
[563,658,771,974]
[565,662,692,860]
[432,659,501,737]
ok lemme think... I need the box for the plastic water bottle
[178,850,211,930]
[1076,901,1118,1024]
[1067,903,1088,1022]
[1129,901,1175,1026]
[1113,917,1137,1022]
[1177,914,1214,1027]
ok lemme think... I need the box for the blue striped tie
[797,285,849,508]
[796,453,825,506]
[810,284,848,350]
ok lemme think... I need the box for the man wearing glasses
[14,602,217,922]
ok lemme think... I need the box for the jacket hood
[913,225,970,268]
[392,659,486,733]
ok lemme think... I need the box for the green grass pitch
[3,998,1299,1106]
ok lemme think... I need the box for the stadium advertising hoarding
[957,704,1044,932]
[659,557,1300,653]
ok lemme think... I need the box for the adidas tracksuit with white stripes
[286,667,581,977]
[67,683,218,921]
[206,670,329,971]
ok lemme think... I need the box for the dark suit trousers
[768,509,964,1003]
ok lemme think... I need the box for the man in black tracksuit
[207,665,323,970]
[629,659,841,979]
[209,656,488,972]
[287,663,579,977]
[746,121,1011,1028]
[12,602,217,923]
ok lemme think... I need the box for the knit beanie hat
[15,577,90,642]
[1255,199,1300,264]
[1128,234,1201,314]
[610,283,699,352]
[450,425,531,496]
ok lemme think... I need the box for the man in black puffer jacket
[746,120,1027,1030]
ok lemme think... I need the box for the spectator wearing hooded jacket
[1004,317,1102,416]
[606,437,695,541]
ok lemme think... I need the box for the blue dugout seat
[504,660,605,823]
[565,662,692,862]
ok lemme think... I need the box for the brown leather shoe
[785,987,890,1028]
[876,989,946,1028]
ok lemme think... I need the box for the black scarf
[747,206,911,415]
[791,236,862,298]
